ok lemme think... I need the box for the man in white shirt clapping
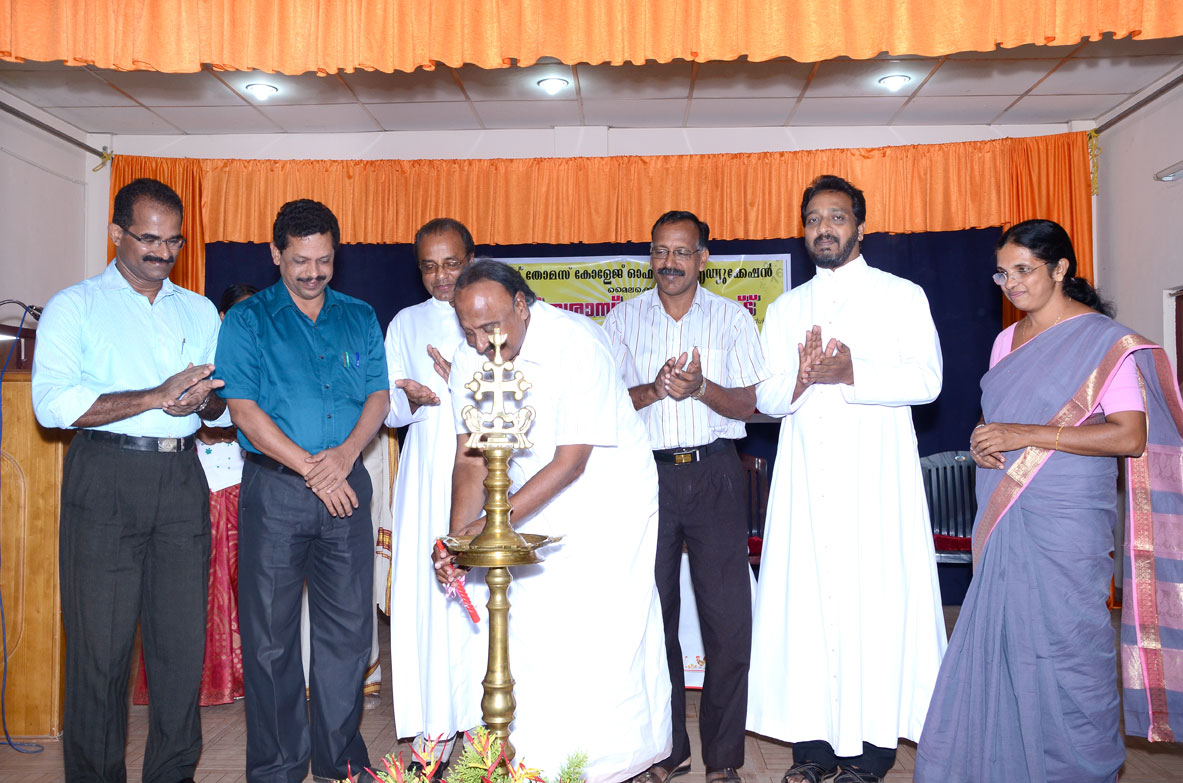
[603,211,768,783]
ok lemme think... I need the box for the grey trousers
[238,457,373,783]
[59,434,210,783]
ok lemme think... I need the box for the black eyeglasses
[121,226,187,252]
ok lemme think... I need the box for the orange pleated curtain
[4,0,1183,74]
[109,131,1094,306]
[105,156,207,294]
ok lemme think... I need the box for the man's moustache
[297,276,327,283]
[658,268,685,277]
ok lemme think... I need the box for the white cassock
[746,255,947,755]
[386,295,486,742]
[451,302,672,783]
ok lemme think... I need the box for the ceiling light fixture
[877,74,912,92]
[536,77,570,96]
[1153,160,1183,182]
[244,82,279,100]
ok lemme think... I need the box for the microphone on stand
[0,300,43,320]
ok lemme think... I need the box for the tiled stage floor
[1,609,1181,782]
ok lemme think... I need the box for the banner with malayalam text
[506,254,789,328]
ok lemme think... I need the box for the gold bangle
[693,377,708,400]
[1054,425,1063,451]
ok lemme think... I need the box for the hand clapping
[797,327,854,388]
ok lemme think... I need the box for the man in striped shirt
[603,211,768,783]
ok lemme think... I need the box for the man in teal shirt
[216,199,389,783]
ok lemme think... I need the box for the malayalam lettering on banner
[507,254,789,328]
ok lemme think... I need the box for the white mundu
[387,296,486,743]
[450,301,672,783]
[747,255,947,755]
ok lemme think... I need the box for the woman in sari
[915,220,1183,783]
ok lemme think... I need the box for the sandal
[705,768,743,783]
[632,762,691,783]
[781,761,838,783]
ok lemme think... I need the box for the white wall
[1096,82,1183,351]
[0,92,109,328]
[113,122,1073,160]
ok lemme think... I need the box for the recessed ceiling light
[877,74,912,92]
[244,82,279,100]
[536,77,570,96]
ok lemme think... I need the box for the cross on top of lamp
[461,328,536,451]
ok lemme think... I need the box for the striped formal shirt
[603,285,768,450]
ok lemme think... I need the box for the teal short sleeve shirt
[215,282,389,454]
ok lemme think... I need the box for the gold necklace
[1021,310,1064,340]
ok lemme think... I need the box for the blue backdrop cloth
[204,227,1003,464]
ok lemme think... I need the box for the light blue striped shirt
[32,261,224,437]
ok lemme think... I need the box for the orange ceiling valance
[4,1,1183,74]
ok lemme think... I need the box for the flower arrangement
[336,728,587,783]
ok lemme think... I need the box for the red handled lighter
[435,539,480,623]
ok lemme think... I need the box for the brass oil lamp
[441,328,559,761]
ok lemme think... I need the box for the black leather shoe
[782,762,838,783]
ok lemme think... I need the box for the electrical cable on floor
[0,304,44,754]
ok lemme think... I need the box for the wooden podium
[1,370,68,737]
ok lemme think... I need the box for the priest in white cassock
[386,218,485,766]
[747,175,947,783]
[436,260,672,783]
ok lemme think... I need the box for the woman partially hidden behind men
[915,219,1183,783]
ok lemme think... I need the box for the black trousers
[655,441,751,770]
[792,741,897,778]
[238,459,373,783]
[59,434,210,783]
